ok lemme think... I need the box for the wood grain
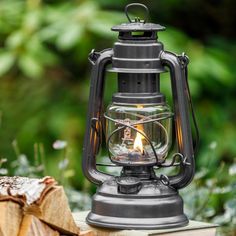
[25,186,80,235]
[0,201,23,236]
[79,230,95,236]
[18,214,59,236]
[0,177,87,236]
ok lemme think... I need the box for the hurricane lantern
[82,3,198,230]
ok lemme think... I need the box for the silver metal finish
[82,3,198,229]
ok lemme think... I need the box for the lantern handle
[82,48,113,186]
[125,3,150,23]
[160,51,196,189]
[178,53,200,154]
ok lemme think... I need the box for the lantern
[82,3,199,229]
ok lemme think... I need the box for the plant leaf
[0,51,15,76]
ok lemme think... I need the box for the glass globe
[105,103,172,166]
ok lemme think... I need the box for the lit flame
[133,132,144,154]
[133,105,145,154]
[137,104,143,109]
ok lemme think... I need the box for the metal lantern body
[82,3,197,230]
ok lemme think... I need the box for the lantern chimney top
[111,3,165,40]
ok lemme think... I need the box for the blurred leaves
[182,164,236,234]
[0,50,15,76]
[0,0,123,78]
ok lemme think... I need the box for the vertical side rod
[82,49,113,185]
[160,51,195,189]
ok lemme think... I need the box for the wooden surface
[79,230,96,236]
[73,211,217,236]
[0,201,23,236]
[18,215,60,236]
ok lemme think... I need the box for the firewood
[25,186,79,235]
[0,201,23,236]
[0,176,56,205]
[18,214,60,236]
[79,230,95,236]
[0,176,80,236]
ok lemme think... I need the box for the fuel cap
[116,177,142,194]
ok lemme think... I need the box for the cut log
[0,201,23,236]
[0,176,82,236]
[24,186,80,235]
[18,214,59,236]
[79,230,95,236]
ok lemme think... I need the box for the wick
[133,148,145,155]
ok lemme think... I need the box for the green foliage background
[0,0,235,235]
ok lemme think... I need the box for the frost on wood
[0,176,56,205]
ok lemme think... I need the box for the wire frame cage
[104,103,174,167]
